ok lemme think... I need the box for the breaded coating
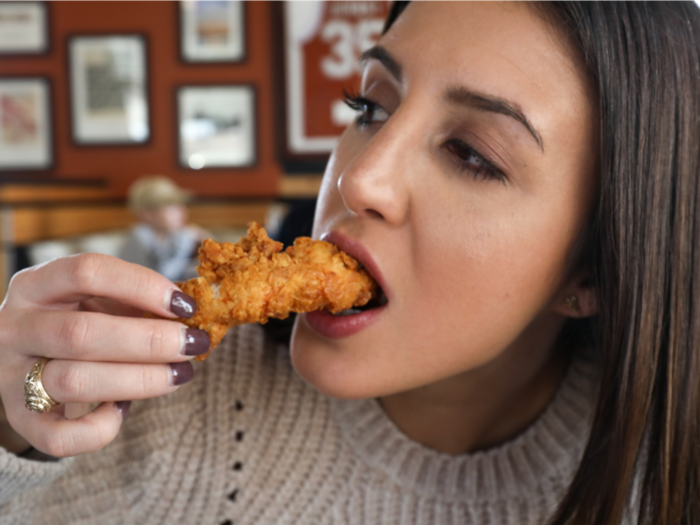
[179,222,377,360]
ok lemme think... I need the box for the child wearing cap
[119,176,206,282]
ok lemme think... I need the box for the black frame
[0,2,50,57]
[177,0,247,64]
[67,33,151,147]
[0,76,54,172]
[175,83,258,171]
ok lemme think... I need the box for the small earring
[564,294,581,313]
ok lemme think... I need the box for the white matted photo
[69,35,149,145]
[0,2,48,55]
[180,0,245,63]
[0,78,52,170]
[178,85,256,169]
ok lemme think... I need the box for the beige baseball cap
[128,176,192,211]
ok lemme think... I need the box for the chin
[289,318,383,400]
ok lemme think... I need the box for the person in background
[119,176,206,282]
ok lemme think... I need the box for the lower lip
[304,306,386,339]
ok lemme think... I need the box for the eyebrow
[445,88,544,152]
[359,46,403,82]
[359,45,545,153]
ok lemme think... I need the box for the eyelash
[444,139,506,184]
[342,89,382,127]
[342,90,506,184]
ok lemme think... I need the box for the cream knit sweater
[0,324,597,525]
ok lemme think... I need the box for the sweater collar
[330,356,597,504]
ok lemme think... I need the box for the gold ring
[24,357,60,413]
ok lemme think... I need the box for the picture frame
[179,0,246,63]
[274,1,389,172]
[0,77,53,171]
[0,2,49,56]
[177,84,256,170]
[68,34,150,145]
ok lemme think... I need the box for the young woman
[0,2,698,524]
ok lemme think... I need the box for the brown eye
[343,91,389,127]
[445,139,506,184]
[358,102,388,125]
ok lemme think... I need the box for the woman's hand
[0,253,209,458]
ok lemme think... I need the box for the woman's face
[291,2,598,399]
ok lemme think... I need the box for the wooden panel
[9,201,272,245]
[279,175,323,198]
[12,206,132,245]
[189,202,270,228]
[0,185,111,203]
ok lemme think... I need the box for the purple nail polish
[169,362,194,386]
[170,291,196,319]
[116,401,131,418]
[183,328,210,356]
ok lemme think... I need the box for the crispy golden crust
[179,222,377,360]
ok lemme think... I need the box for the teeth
[333,308,362,317]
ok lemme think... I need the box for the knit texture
[0,324,597,524]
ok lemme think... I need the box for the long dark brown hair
[384,2,700,524]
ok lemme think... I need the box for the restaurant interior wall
[0,1,283,199]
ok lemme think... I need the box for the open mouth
[332,261,388,317]
[320,232,389,318]
[332,287,388,316]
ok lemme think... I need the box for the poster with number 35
[280,1,389,168]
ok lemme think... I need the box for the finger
[18,310,209,362]
[40,359,194,404]
[79,296,146,318]
[64,402,98,420]
[10,254,195,319]
[22,401,129,457]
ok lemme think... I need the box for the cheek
[415,232,555,326]
[403,199,576,360]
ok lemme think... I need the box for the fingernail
[116,401,131,418]
[170,291,196,319]
[169,362,194,386]
[182,328,210,356]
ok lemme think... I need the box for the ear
[551,273,599,319]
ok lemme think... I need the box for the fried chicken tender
[179,222,377,360]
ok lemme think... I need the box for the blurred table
[0,179,278,297]
[279,175,323,198]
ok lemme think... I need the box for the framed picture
[177,85,256,169]
[0,77,53,171]
[0,2,49,56]
[179,0,246,63]
[68,34,150,145]
[275,1,389,171]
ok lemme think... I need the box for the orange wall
[0,1,283,198]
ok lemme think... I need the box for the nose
[337,120,411,226]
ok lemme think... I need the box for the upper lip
[321,231,390,301]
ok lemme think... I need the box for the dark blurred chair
[263,199,317,344]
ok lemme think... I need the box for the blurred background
[0,0,389,297]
